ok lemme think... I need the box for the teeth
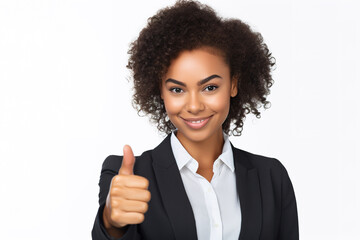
[190,119,204,123]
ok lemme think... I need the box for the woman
[92,0,299,239]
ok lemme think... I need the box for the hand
[104,145,151,229]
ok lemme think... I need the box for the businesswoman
[92,0,299,239]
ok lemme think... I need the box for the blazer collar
[151,134,262,240]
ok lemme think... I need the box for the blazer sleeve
[278,161,299,240]
[92,155,142,240]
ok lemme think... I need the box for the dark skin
[103,47,237,237]
[192,134,224,182]
[161,47,237,182]
[174,130,224,182]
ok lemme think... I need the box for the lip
[181,116,212,130]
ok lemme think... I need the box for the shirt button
[214,223,220,228]
[207,187,211,192]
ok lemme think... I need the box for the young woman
[92,1,299,239]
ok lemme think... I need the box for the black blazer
[92,134,299,240]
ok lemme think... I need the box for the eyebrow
[165,74,222,87]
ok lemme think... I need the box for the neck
[176,129,224,170]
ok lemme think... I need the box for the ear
[230,75,238,97]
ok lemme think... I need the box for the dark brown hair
[127,0,275,136]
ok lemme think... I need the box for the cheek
[163,96,184,116]
[207,91,231,114]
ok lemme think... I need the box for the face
[160,47,238,144]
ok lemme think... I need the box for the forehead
[163,47,230,81]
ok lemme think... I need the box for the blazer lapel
[152,134,198,240]
[232,144,262,240]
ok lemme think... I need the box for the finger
[123,176,149,189]
[114,199,149,213]
[116,212,145,225]
[112,188,151,202]
[119,145,135,175]
[112,174,149,189]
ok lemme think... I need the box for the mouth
[181,116,212,130]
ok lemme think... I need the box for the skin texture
[102,1,275,238]
[103,145,151,238]
[161,47,237,180]
[128,0,274,135]
[103,47,237,238]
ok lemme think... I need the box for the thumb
[118,145,135,175]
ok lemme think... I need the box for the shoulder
[232,146,289,176]
[233,147,296,196]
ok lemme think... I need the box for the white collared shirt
[170,131,241,240]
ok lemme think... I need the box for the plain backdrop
[0,0,359,239]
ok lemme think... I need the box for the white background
[0,0,359,239]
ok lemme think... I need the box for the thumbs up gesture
[103,145,151,230]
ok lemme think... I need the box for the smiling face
[160,47,238,145]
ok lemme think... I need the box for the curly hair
[126,0,275,136]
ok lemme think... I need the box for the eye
[170,87,183,94]
[204,85,218,92]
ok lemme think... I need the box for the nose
[186,92,205,114]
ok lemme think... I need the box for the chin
[176,125,223,144]
[181,131,209,142]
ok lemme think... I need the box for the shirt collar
[170,130,235,172]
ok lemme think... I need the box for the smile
[189,119,205,123]
[181,116,212,130]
